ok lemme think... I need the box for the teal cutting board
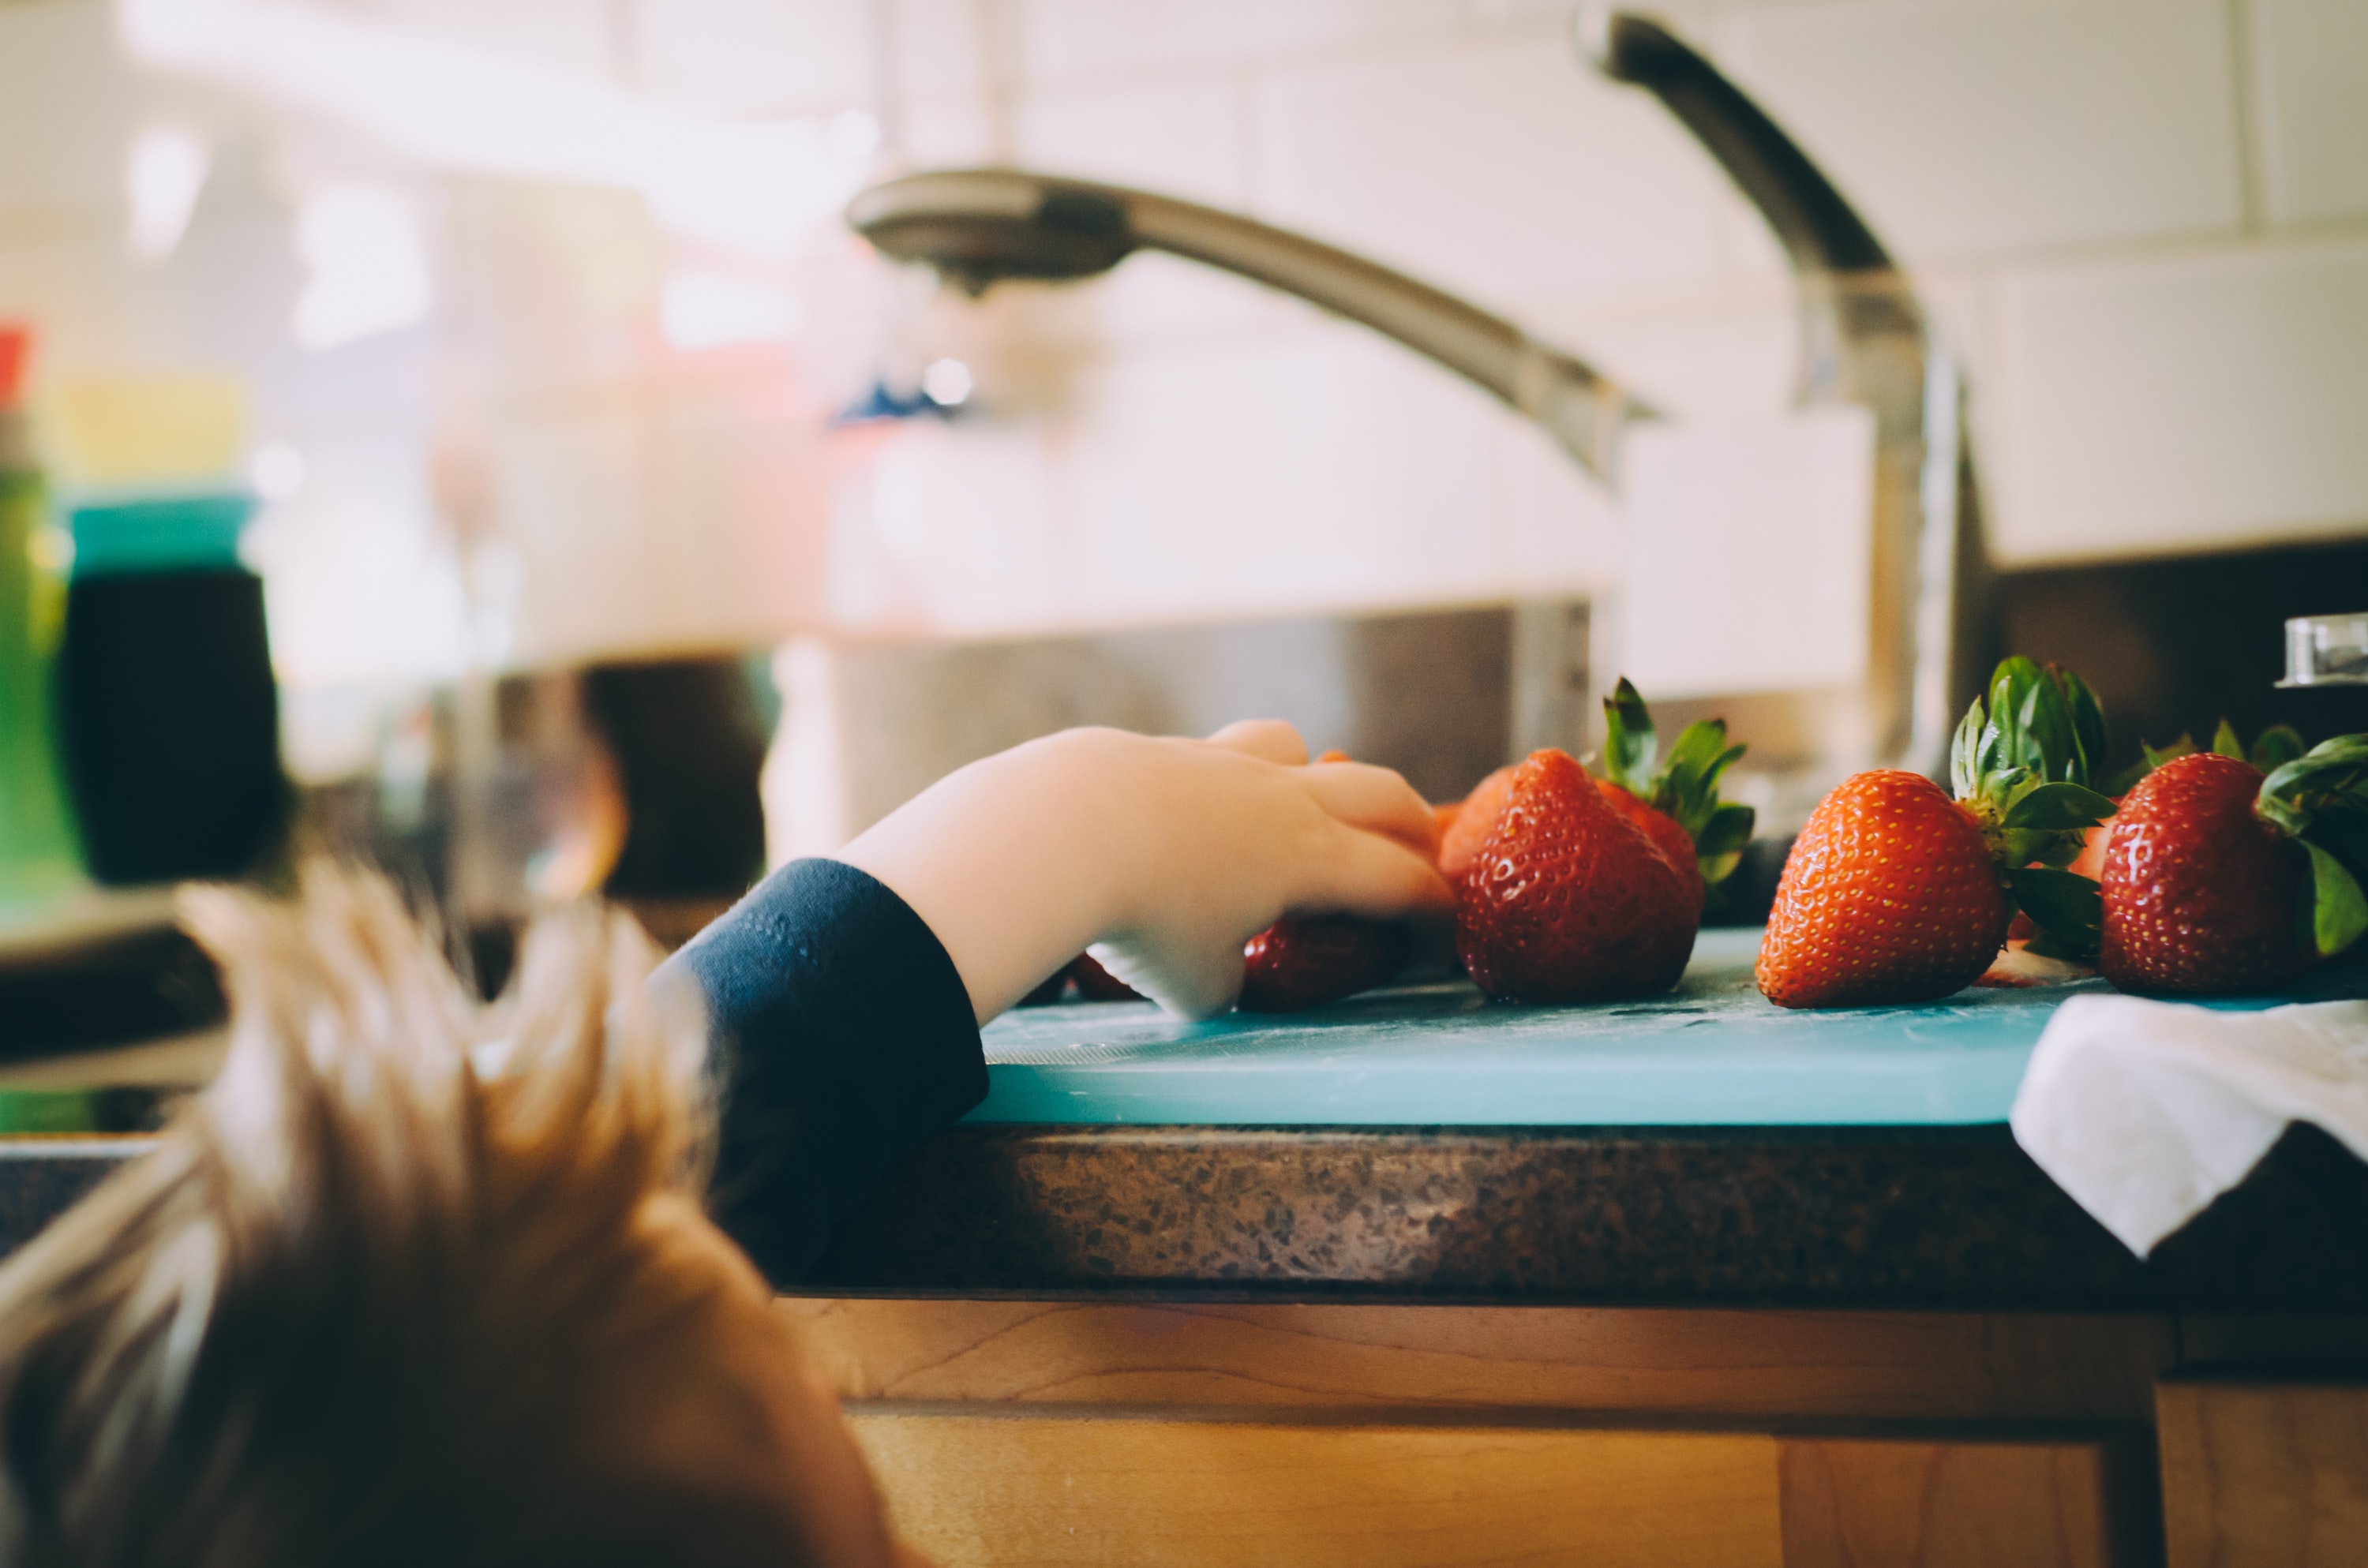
[969,928,2363,1127]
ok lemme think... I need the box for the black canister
[54,494,286,884]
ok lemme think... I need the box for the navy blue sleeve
[656,859,987,1287]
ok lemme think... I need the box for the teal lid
[69,492,254,578]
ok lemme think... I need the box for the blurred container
[57,494,286,884]
[47,376,286,886]
[0,326,84,904]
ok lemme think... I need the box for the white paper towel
[2010,993,2368,1256]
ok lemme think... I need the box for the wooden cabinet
[792,1300,2167,1566]
[2158,1378,2368,1568]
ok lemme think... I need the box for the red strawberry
[1437,764,1517,881]
[1456,748,1697,1003]
[2100,752,2312,995]
[1594,778,1702,909]
[1757,770,2011,1009]
[1761,658,2121,1008]
[1067,951,1145,1002]
[1239,915,1408,1012]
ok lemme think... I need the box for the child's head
[0,870,920,1568]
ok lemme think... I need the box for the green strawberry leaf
[2007,866,2103,960]
[2212,718,2246,760]
[2057,667,2106,786]
[1665,719,1729,777]
[1596,676,1754,877]
[1602,678,1657,795]
[1988,658,2048,775]
[2143,733,2198,770]
[2020,679,2078,783]
[2022,929,2089,962]
[1950,696,1984,800]
[2250,724,2307,771]
[2002,780,2118,832]
[1695,802,1756,864]
[2304,841,2368,958]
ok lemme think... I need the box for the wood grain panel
[1779,1436,2133,1568]
[782,1300,2171,1422]
[2176,1316,2368,1373]
[846,1409,1785,1568]
[2159,1378,2368,1567]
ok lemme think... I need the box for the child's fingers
[1296,762,1444,855]
[1297,822,1456,920]
[1204,719,1308,765]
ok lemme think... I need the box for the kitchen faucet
[845,12,1991,825]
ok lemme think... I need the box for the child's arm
[660,720,1449,1284]
[837,720,1452,1020]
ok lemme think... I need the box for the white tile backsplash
[1062,324,1524,621]
[1726,0,2246,261]
[1014,77,1252,208]
[1016,0,1463,86]
[2250,0,2368,230]
[1254,33,1733,312]
[361,0,619,82]
[1988,237,2368,564]
[628,0,876,114]
[5,0,2366,687]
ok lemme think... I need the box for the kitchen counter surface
[6,934,2366,1311]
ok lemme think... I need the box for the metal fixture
[2280,614,2368,688]
[845,13,1989,821]
[846,171,1642,486]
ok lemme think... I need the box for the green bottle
[0,327,84,904]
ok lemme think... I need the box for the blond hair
[0,868,808,1567]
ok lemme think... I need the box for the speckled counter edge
[7,1125,2364,1310]
[806,1122,2368,1310]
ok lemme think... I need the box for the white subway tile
[1487,415,1616,596]
[2251,0,2368,229]
[360,0,619,81]
[889,0,991,99]
[1059,253,1289,351]
[629,0,875,115]
[1254,34,1732,314]
[895,89,1002,165]
[1725,0,2244,260]
[1987,238,2368,564]
[1014,77,1251,207]
[1059,324,1523,622]
[1017,0,1461,86]
[1528,282,1800,420]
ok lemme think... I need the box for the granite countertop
[6,931,2365,1310]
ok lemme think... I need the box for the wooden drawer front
[2159,1378,2368,1567]
[785,1300,2171,1424]
[848,1409,2136,1568]
[1780,1437,2135,1568]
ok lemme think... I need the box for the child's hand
[837,722,1453,1021]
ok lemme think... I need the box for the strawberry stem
[1952,658,2115,960]
[1598,676,1756,896]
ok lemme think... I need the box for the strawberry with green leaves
[1457,747,1698,1004]
[2101,735,2368,995]
[1758,658,2117,1008]
[1594,679,1758,916]
[2103,718,2307,795]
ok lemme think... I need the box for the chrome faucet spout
[845,170,1645,485]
